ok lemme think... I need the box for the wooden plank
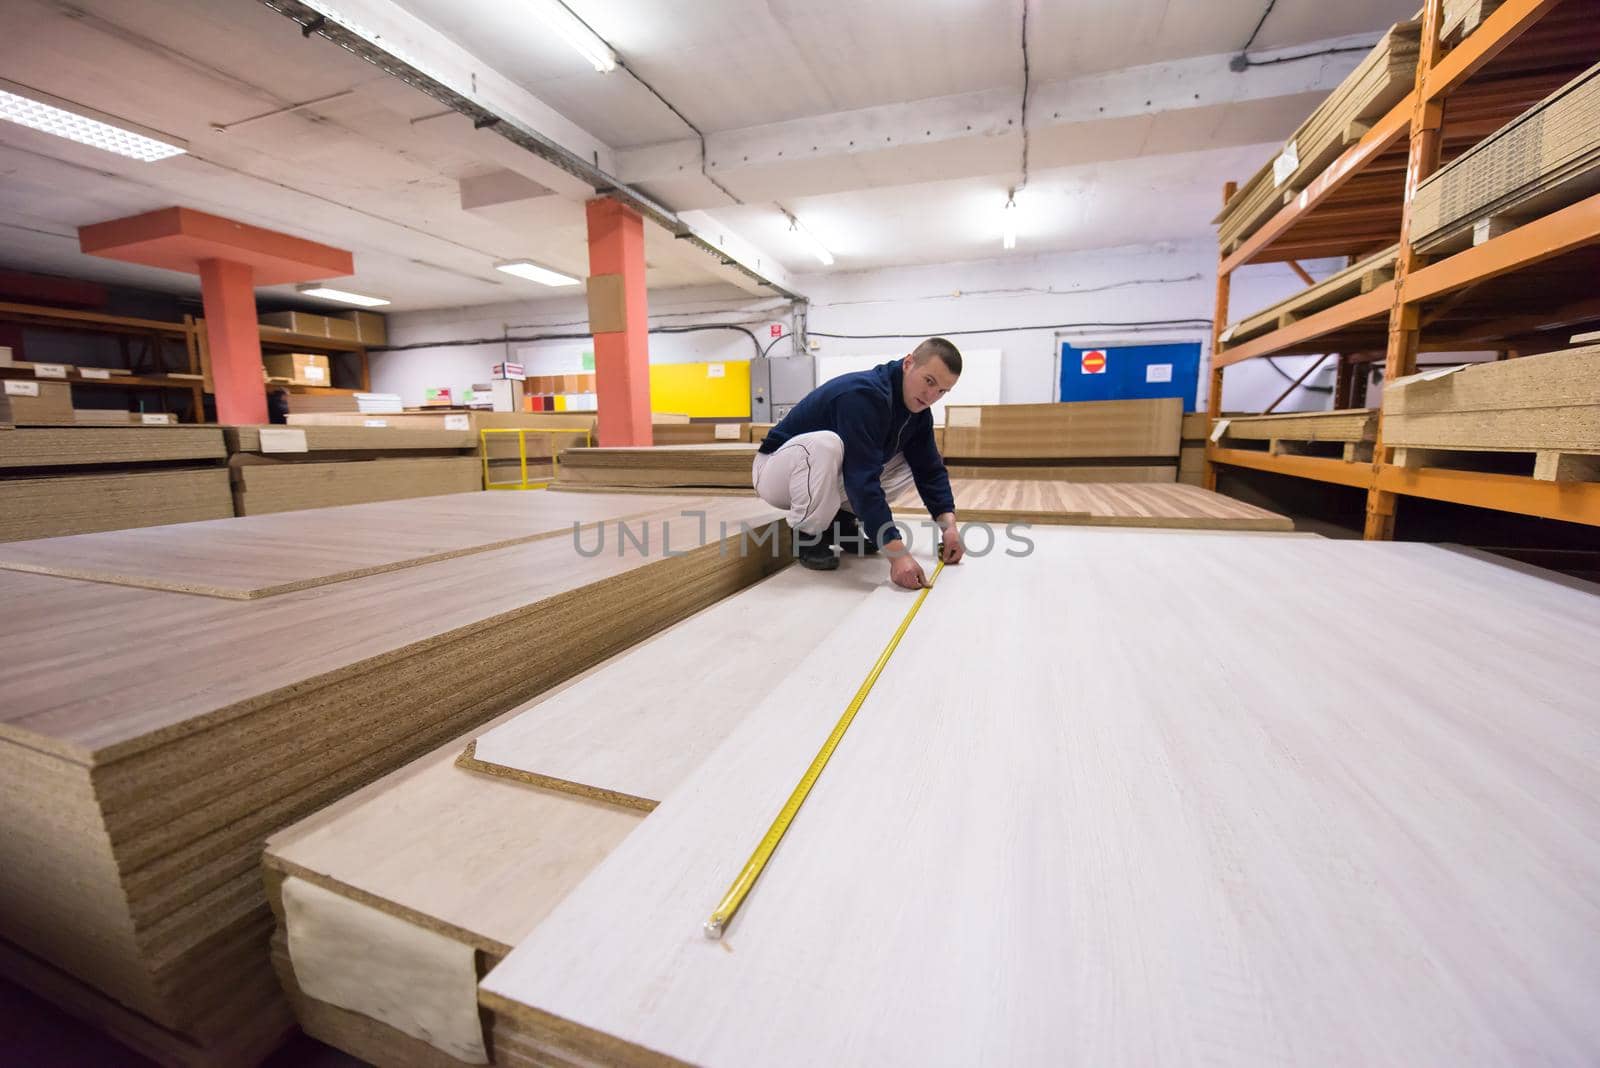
[1207,445,1377,488]
[945,464,1176,483]
[482,531,1600,1066]
[230,456,482,515]
[1214,283,1395,367]
[1385,344,1599,415]
[227,425,476,453]
[1218,409,1377,443]
[1223,247,1397,343]
[0,426,226,469]
[0,491,698,598]
[0,469,233,542]
[891,479,1294,531]
[941,399,1182,460]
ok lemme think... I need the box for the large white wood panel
[483,531,1600,1066]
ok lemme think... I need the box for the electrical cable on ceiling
[1238,45,1373,68]
[808,318,1213,340]
[372,322,764,358]
[617,59,743,206]
[1240,0,1279,54]
[1017,0,1031,193]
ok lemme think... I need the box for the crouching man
[752,337,965,590]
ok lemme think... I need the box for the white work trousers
[751,430,916,536]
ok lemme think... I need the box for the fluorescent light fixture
[529,0,617,72]
[788,215,835,266]
[494,259,582,286]
[1001,195,1018,251]
[0,79,186,162]
[296,284,391,307]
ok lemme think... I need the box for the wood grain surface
[892,479,1294,530]
[483,532,1600,1066]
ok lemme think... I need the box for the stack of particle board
[1179,412,1207,485]
[284,393,360,415]
[227,424,488,515]
[891,479,1293,531]
[651,421,749,445]
[0,492,785,1066]
[1382,344,1600,479]
[0,391,11,428]
[1443,0,1500,41]
[941,398,1183,481]
[0,425,230,541]
[555,444,759,491]
[1218,409,1379,461]
[263,558,895,1065]
[1221,246,1398,344]
[1410,63,1600,253]
[1216,21,1421,251]
[476,531,1600,1066]
[288,411,595,435]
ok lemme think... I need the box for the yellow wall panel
[649,361,750,418]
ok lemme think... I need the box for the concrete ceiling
[0,0,1421,312]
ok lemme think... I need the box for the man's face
[901,354,959,412]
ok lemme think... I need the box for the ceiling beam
[617,34,1379,209]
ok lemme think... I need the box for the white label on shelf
[33,363,68,379]
[259,427,308,452]
[79,368,112,380]
[364,419,388,428]
[1218,324,1237,343]
[706,363,725,378]
[5,380,40,397]
[1390,364,1469,391]
[444,414,470,431]
[946,407,981,428]
[1272,140,1299,187]
[141,413,174,425]
[303,365,326,382]
[714,423,741,440]
[1145,363,1173,384]
[1209,417,1231,443]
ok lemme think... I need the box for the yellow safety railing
[480,427,593,490]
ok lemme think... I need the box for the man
[752,337,965,590]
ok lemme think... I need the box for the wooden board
[1219,409,1378,443]
[0,469,234,542]
[1222,247,1397,344]
[227,425,476,453]
[1384,345,1599,452]
[0,495,784,1057]
[230,455,482,515]
[288,411,595,435]
[1412,63,1600,252]
[943,398,1183,460]
[650,423,750,445]
[0,491,696,598]
[945,463,1176,482]
[557,443,758,489]
[0,425,226,469]
[893,479,1294,531]
[467,559,903,809]
[481,532,1600,1066]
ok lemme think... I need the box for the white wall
[377,240,1351,415]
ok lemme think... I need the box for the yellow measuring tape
[703,558,946,939]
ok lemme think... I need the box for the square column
[585,197,652,446]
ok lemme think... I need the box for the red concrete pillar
[585,197,652,446]
[197,257,268,426]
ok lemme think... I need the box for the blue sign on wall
[1060,342,1202,412]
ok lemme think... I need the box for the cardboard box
[336,310,388,345]
[324,316,359,342]
[263,353,332,386]
[258,311,331,337]
[4,379,75,424]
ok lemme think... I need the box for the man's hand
[882,540,927,589]
[935,513,964,565]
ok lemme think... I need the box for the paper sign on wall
[32,363,68,379]
[4,380,40,397]
[1145,363,1173,383]
[259,427,308,453]
[706,363,726,378]
[443,414,470,431]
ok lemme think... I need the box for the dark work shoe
[797,536,840,571]
[830,509,879,556]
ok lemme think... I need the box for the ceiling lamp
[495,259,582,286]
[529,1,617,72]
[296,284,390,307]
[0,79,186,162]
[1001,194,1018,251]
[787,215,835,267]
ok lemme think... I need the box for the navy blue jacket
[758,359,954,544]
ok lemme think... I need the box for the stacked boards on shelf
[555,444,759,493]
[227,424,484,515]
[942,398,1184,482]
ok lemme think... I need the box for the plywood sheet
[942,398,1182,460]
[557,443,758,489]
[230,455,482,515]
[483,533,1600,1066]
[0,469,233,542]
[1221,409,1378,442]
[893,479,1293,530]
[469,558,901,809]
[0,425,226,469]
[227,425,476,453]
[1384,346,1600,452]
[0,490,696,599]
[945,463,1176,482]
